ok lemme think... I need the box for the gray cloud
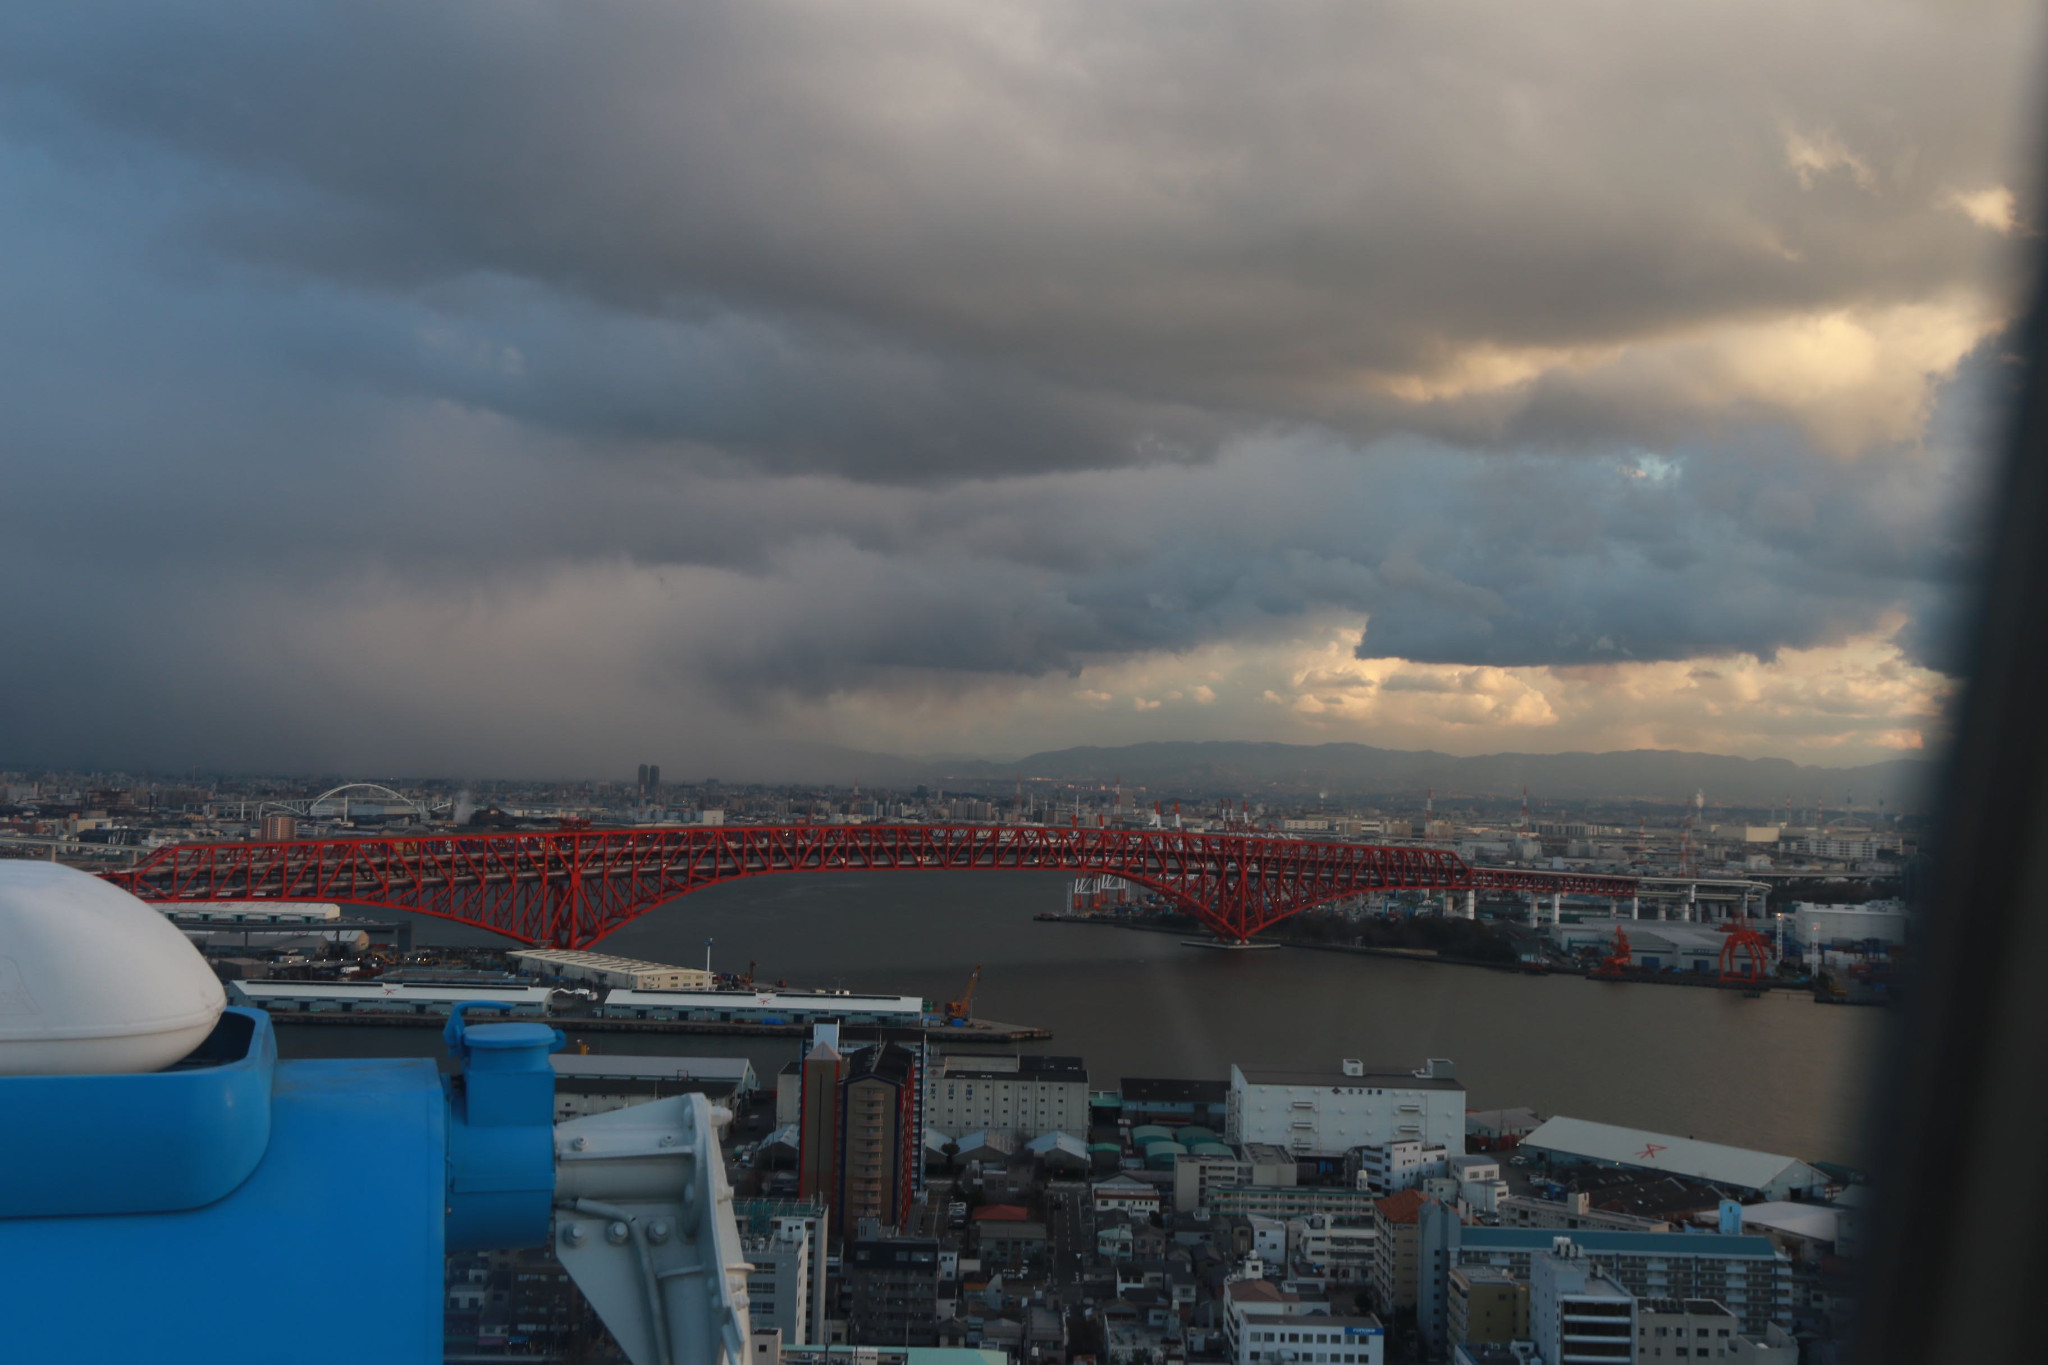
[1,2,2035,472]
[0,1,2031,774]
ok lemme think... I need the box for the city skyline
[0,2,2036,778]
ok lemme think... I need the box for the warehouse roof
[1236,1062,1462,1091]
[1737,1201,1840,1243]
[1026,1131,1088,1159]
[603,987,923,1012]
[1120,1077,1228,1104]
[943,1054,1086,1082]
[1522,1116,1827,1194]
[509,948,706,977]
[1460,1227,1781,1257]
[973,1204,1032,1222]
[1224,1279,1296,1304]
[233,980,555,1004]
[1467,1106,1541,1136]
[549,1054,756,1087]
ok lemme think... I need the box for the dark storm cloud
[0,1,2030,773]
[0,1,2031,473]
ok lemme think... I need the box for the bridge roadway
[108,824,1644,949]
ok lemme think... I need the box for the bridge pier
[1629,895,1639,920]
[1464,889,1476,920]
[1550,892,1562,925]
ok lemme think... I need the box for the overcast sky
[1,1,2041,780]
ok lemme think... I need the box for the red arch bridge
[108,825,1642,949]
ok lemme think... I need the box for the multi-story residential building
[1212,1185,1381,1221]
[1221,1280,1308,1362]
[840,1043,920,1233]
[1228,1060,1465,1159]
[744,1219,814,1346]
[796,1039,845,1212]
[1174,1144,1298,1213]
[1529,1243,1634,1365]
[1228,1296,1387,1365]
[969,1204,1048,1271]
[1093,1174,1164,1218]
[1446,1266,1526,1352]
[1353,1139,1449,1193]
[1422,1220,1792,1340]
[1636,1299,1742,1361]
[1445,1154,1508,1215]
[1288,1214,1376,1286]
[925,1053,1087,1139]
[1498,1192,1672,1234]
[734,1200,829,1348]
[842,1236,942,1347]
[1371,1189,1429,1314]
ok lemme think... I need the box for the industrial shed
[509,948,712,991]
[229,980,555,1017]
[1520,1116,1831,1199]
[1025,1131,1089,1173]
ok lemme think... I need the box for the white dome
[0,862,226,1075]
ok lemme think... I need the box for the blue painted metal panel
[0,1008,273,1218]
[443,1008,562,1251]
[3,1053,447,1364]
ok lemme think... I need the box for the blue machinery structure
[0,1001,752,1363]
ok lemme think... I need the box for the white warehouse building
[1228,1060,1466,1159]
[601,988,925,1026]
[229,980,555,1018]
[509,948,713,991]
[160,901,341,924]
[1519,1116,1830,1200]
[924,1053,1089,1139]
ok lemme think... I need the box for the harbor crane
[945,963,983,1023]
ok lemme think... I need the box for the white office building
[1229,1060,1466,1159]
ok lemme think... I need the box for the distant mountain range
[917,741,1937,808]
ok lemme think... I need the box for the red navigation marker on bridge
[108,825,1640,949]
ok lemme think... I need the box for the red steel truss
[109,825,1641,948]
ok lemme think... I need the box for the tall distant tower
[637,763,649,789]
[647,764,660,789]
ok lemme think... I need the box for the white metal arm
[552,1094,753,1365]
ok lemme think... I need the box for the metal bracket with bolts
[551,1093,752,1365]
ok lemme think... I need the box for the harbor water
[276,871,1881,1165]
